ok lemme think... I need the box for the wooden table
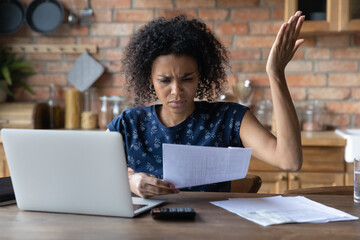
[0,192,360,240]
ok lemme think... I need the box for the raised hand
[266,11,305,77]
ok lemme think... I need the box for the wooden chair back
[230,174,262,193]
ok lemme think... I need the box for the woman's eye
[159,79,170,83]
[182,78,193,82]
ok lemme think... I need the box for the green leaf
[1,66,12,85]
[9,61,33,71]
[0,81,13,96]
[17,81,34,95]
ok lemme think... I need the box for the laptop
[1,129,164,217]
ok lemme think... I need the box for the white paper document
[211,196,359,226]
[162,144,252,188]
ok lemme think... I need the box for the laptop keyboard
[133,204,147,211]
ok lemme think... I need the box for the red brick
[176,0,215,8]
[93,73,112,88]
[232,9,270,20]
[36,37,76,44]
[355,33,360,46]
[64,52,102,61]
[217,36,233,48]
[104,61,122,73]
[235,36,275,48]
[272,7,284,20]
[93,10,113,22]
[0,37,32,44]
[157,10,197,19]
[47,62,73,73]
[329,74,360,86]
[248,74,270,87]
[13,86,49,101]
[219,0,258,7]
[352,88,360,99]
[250,21,282,35]
[200,9,229,20]
[33,62,46,73]
[229,49,261,60]
[92,23,133,36]
[28,74,67,86]
[315,61,358,72]
[300,36,316,47]
[216,22,248,35]
[317,35,350,47]
[333,48,360,59]
[134,0,173,8]
[113,73,127,87]
[25,53,62,61]
[306,48,330,59]
[323,114,350,128]
[286,74,327,86]
[52,25,89,36]
[115,10,154,22]
[326,101,360,114]
[120,36,131,47]
[260,0,283,6]
[286,61,313,72]
[91,0,130,8]
[96,87,127,98]
[106,50,123,61]
[309,88,350,100]
[231,62,267,73]
[80,37,119,48]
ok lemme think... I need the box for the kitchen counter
[301,131,346,147]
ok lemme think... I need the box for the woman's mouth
[168,100,186,108]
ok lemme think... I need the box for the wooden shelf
[3,44,98,54]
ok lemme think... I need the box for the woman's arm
[240,11,304,171]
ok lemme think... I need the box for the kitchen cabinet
[249,131,348,194]
[284,0,360,33]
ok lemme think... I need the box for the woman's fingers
[131,173,178,198]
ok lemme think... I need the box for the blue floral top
[107,101,248,192]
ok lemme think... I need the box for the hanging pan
[25,0,64,34]
[0,0,25,35]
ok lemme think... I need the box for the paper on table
[211,196,358,226]
[162,144,252,188]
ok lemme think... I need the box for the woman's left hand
[266,11,305,77]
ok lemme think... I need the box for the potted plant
[0,45,34,102]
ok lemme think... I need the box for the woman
[108,12,304,198]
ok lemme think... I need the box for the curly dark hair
[121,15,229,105]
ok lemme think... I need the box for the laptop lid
[1,129,164,217]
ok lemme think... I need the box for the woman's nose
[171,81,183,95]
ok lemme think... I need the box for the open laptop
[1,129,164,217]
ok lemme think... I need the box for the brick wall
[1,0,360,128]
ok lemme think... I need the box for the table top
[0,192,360,240]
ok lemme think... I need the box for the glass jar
[301,100,324,131]
[254,100,273,131]
[81,88,98,130]
[98,96,112,130]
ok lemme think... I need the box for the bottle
[48,84,64,129]
[98,96,111,130]
[301,100,324,131]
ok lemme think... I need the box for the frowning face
[150,54,199,117]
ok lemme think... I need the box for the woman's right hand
[128,168,179,198]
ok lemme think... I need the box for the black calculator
[150,207,196,220]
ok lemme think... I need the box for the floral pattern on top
[108,101,248,192]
